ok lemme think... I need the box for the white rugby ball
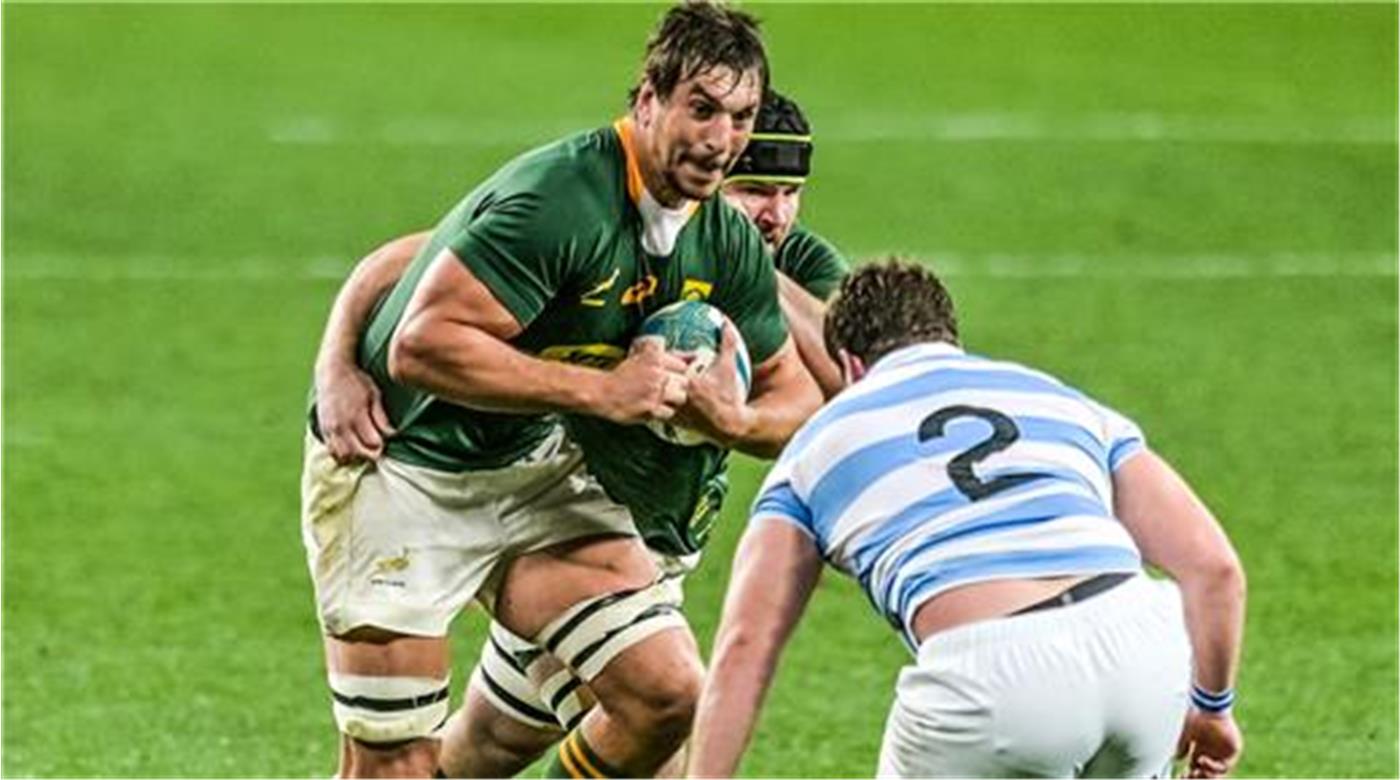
[636,300,752,447]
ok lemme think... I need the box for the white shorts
[877,574,1191,778]
[300,428,637,638]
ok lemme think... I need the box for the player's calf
[435,643,568,778]
[437,681,562,777]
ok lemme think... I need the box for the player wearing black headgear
[724,89,849,397]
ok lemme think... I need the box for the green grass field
[4,3,1396,777]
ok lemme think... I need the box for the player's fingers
[649,404,676,421]
[630,335,665,357]
[369,392,395,437]
[351,412,384,452]
[662,374,689,408]
[1193,755,1227,778]
[658,351,690,374]
[327,435,360,466]
[716,322,738,364]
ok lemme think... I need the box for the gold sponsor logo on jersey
[681,278,713,301]
[539,343,626,369]
[579,268,621,308]
[621,274,659,307]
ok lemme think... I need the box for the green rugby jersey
[568,224,850,557]
[351,120,789,480]
[775,223,849,301]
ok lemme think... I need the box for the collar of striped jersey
[870,341,965,375]
[614,117,701,255]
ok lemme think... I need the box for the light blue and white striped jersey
[752,342,1147,649]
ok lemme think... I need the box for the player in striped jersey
[689,260,1246,779]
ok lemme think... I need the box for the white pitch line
[5,252,1395,282]
[267,112,1398,147]
[820,112,1398,146]
[889,251,1400,279]
[3,256,352,282]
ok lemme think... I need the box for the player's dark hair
[755,89,810,136]
[628,1,768,106]
[825,258,961,366]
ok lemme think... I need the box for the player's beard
[668,150,728,201]
[759,224,787,254]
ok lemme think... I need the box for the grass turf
[4,3,1396,777]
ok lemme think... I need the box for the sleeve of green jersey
[443,192,571,328]
[716,209,789,366]
[779,224,850,301]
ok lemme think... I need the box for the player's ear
[837,349,866,386]
[634,80,658,127]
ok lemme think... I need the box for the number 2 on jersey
[919,405,1044,501]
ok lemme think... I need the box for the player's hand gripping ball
[636,300,752,446]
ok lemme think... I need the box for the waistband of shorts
[308,424,574,479]
[914,572,1171,662]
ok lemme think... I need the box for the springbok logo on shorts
[372,546,408,576]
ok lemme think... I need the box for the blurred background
[4,4,1396,776]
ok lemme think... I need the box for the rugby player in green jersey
[300,4,823,778]
[311,88,846,777]
[722,89,846,398]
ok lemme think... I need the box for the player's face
[723,181,803,254]
[640,67,761,202]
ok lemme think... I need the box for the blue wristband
[1191,684,1235,713]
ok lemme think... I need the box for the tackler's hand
[315,361,395,464]
[1176,709,1243,778]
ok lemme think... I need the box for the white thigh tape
[538,666,588,731]
[535,582,687,681]
[328,673,450,744]
[573,609,688,680]
[471,659,558,730]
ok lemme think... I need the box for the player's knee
[469,702,557,760]
[610,657,702,743]
[343,737,438,778]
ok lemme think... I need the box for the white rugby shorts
[877,574,1191,778]
[300,428,637,638]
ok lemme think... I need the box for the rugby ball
[637,300,752,446]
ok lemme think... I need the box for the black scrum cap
[727,89,812,184]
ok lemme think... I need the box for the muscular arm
[1114,449,1246,777]
[316,232,430,380]
[687,521,823,778]
[739,338,823,458]
[1114,450,1245,693]
[389,249,686,423]
[313,231,428,462]
[776,272,842,400]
